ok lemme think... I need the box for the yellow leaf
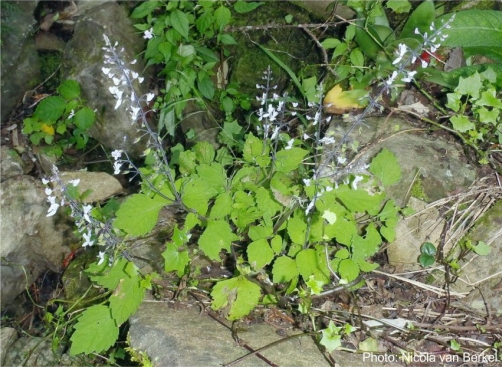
[323,84,367,114]
[41,123,55,135]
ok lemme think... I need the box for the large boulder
[0,175,66,306]
[62,2,152,157]
[0,1,40,122]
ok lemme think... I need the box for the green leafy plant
[41,4,463,354]
[419,241,437,267]
[22,79,95,157]
[445,69,502,163]
[131,0,259,138]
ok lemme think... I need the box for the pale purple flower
[143,28,154,40]
[46,196,59,217]
[82,230,94,247]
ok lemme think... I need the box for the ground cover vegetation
[10,0,502,363]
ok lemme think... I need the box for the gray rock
[0,176,66,306]
[3,337,73,366]
[451,200,502,315]
[58,170,123,203]
[129,302,402,367]
[0,146,25,181]
[62,2,152,157]
[0,327,18,366]
[0,1,40,122]
[323,116,478,206]
[387,197,446,272]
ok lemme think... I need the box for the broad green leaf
[306,275,324,295]
[295,249,329,284]
[369,148,401,186]
[324,217,357,245]
[179,150,197,175]
[231,206,262,229]
[351,224,382,259]
[35,96,67,122]
[338,259,360,282]
[170,9,189,40]
[247,239,274,269]
[274,148,308,173]
[70,305,119,355]
[243,133,270,167]
[196,11,213,34]
[320,321,342,352]
[74,107,95,130]
[287,215,307,245]
[163,242,190,276]
[248,225,273,241]
[349,48,364,68]
[198,220,238,260]
[255,187,282,223]
[271,235,282,254]
[211,276,262,320]
[184,212,200,230]
[57,79,80,100]
[109,272,145,325]
[182,177,217,215]
[456,72,482,99]
[178,44,195,57]
[194,141,215,165]
[321,38,340,49]
[214,5,231,29]
[233,1,264,13]
[421,242,437,256]
[87,257,130,290]
[131,1,159,18]
[272,256,298,283]
[218,34,237,45]
[450,115,475,133]
[386,0,411,13]
[472,241,491,256]
[210,192,233,219]
[336,186,384,215]
[196,163,226,193]
[400,0,435,40]
[197,75,215,99]
[114,194,169,236]
[438,10,502,49]
[419,253,435,267]
[322,210,337,225]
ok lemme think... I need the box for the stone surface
[129,302,402,367]
[451,200,502,315]
[0,146,25,181]
[62,2,152,157]
[1,327,18,365]
[3,337,73,366]
[0,175,67,306]
[58,170,123,203]
[323,116,479,206]
[387,197,445,272]
[0,1,40,122]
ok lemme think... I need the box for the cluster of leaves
[113,132,402,321]
[321,1,435,90]
[69,258,155,356]
[131,0,262,137]
[22,80,95,157]
[445,69,502,163]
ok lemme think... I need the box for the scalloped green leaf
[198,220,238,260]
[369,148,401,187]
[114,194,169,236]
[70,305,118,355]
[211,276,262,320]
